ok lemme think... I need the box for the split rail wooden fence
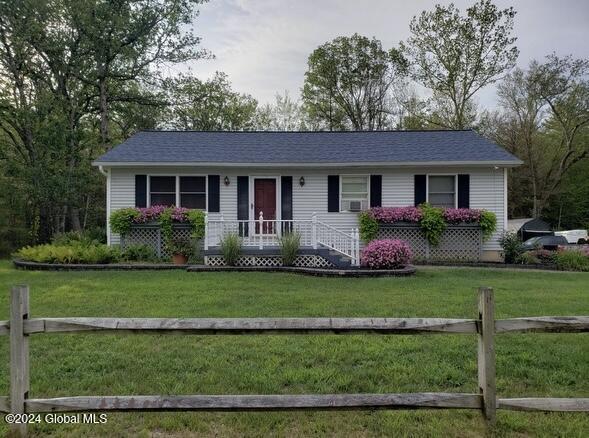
[2,285,589,436]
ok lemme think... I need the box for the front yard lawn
[0,261,587,437]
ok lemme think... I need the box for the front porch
[204,212,361,267]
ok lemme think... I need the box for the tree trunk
[99,78,110,148]
[70,207,82,232]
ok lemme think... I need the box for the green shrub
[187,210,206,239]
[499,231,524,264]
[419,204,446,246]
[279,232,301,266]
[516,251,539,265]
[358,211,379,243]
[159,207,174,243]
[109,208,140,235]
[554,250,589,272]
[52,230,104,246]
[120,244,158,262]
[479,211,497,241]
[15,242,120,264]
[220,232,241,266]
[167,237,194,258]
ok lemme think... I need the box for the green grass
[0,261,587,437]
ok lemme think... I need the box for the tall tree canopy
[484,55,589,218]
[0,0,206,245]
[401,0,519,129]
[164,72,258,130]
[302,33,408,130]
[255,91,308,131]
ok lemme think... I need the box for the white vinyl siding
[107,166,506,251]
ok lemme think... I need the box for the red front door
[254,178,276,234]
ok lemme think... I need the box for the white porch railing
[204,212,360,266]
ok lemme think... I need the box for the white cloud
[187,0,589,108]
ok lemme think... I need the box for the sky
[182,0,589,109]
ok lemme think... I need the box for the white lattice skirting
[205,255,334,268]
[377,224,482,261]
[121,225,194,258]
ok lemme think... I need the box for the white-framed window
[149,176,176,206]
[180,176,206,209]
[340,175,369,212]
[148,175,207,209]
[427,175,457,208]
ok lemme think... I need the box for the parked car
[522,235,568,251]
[553,229,588,244]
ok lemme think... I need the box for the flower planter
[172,254,188,265]
[377,223,482,261]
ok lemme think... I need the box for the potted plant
[168,237,194,265]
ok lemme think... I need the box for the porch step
[318,248,352,268]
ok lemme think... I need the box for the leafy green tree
[0,0,204,246]
[165,72,258,130]
[401,0,519,129]
[255,91,308,131]
[484,56,589,218]
[302,33,408,130]
[543,159,589,230]
[66,0,207,147]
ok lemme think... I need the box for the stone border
[187,265,416,277]
[13,259,416,277]
[412,260,560,271]
[13,260,187,271]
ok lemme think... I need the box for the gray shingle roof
[93,130,521,166]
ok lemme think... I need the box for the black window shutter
[237,176,249,236]
[207,175,220,212]
[281,176,293,220]
[327,175,339,212]
[457,174,470,208]
[370,175,382,208]
[135,175,147,207]
[414,175,427,206]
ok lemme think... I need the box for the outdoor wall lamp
[299,176,305,187]
[224,176,230,186]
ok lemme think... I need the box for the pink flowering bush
[110,206,206,240]
[134,205,167,223]
[361,239,412,269]
[442,208,482,223]
[133,206,190,223]
[370,207,423,223]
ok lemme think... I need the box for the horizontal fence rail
[7,317,480,335]
[3,285,588,437]
[3,316,587,336]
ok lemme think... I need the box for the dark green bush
[120,244,158,262]
[109,208,140,235]
[358,211,379,242]
[167,237,194,258]
[554,250,589,272]
[480,210,497,241]
[499,231,524,264]
[419,204,446,246]
[15,242,120,264]
[52,230,103,246]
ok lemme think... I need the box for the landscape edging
[13,259,416,276]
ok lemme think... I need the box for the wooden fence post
[10,285,30,437]
[477,286,496,426]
